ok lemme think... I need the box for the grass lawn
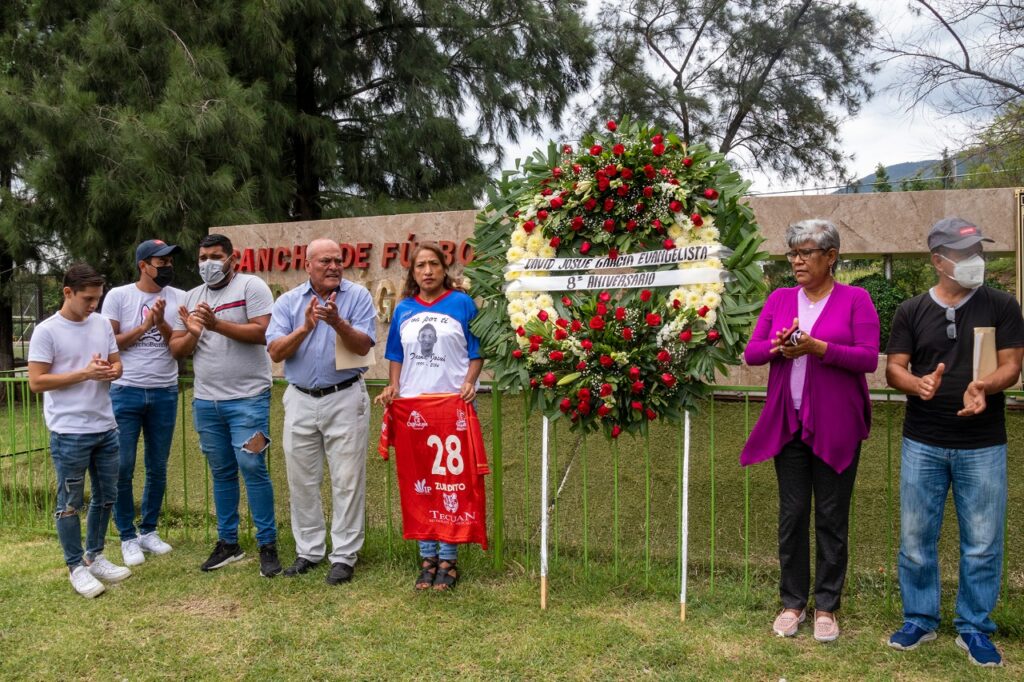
[2,387,1023,678]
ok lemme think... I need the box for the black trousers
[773,436,860,613]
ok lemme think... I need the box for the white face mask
[199,258,229,286]
[941,254,985,290]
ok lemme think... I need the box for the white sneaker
[70,565,105,598]
[138,531,173,555]
[121,538,145,567]
[87,554,132,583]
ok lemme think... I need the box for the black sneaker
[283,557,320,577]
[259,543,282,578]
[325,562,354,585]
[200,541,244,572]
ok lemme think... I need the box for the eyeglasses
[785,248,826,262]
[946,306,956,340]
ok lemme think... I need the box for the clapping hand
[144,297,167,329]
[193,302,219,331]
[313,292,341,327]
[958,380,987,416]
[84,354,118,382]
[178,305,205,337]
[302,297,318,332]
[917,363,945,401]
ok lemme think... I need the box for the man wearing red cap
[101,239,184,567]
[886,217,1024,666]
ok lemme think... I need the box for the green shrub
[851,273,907,352]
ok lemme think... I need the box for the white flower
[539,245,556,258]
[684,290,703,309]
[507,300,525,315]
[526,233,545,253]
[706,257,722,270]
[702,291,722,309]
[507,246,526,263]
[536,294,554,309]
[511,229,528,247]
[704,309,718,326]
[699,227,720,242]
[509,312,528,329]
[504,270,521,281]
[668,224,685,239]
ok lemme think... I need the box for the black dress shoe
[283,557,320,577]
[325,562,354,585]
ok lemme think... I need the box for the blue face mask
[199,259,228,286]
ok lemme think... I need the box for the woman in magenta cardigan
[742,219,879,643]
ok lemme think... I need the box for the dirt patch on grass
[167,595,244,620]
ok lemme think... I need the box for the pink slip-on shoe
[772,609,806,637]
[814,612,840,642]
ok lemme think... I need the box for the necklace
[803,284,833,308]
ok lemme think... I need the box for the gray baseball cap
[927,217,994,251]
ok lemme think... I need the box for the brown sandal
[415,557,438,590]
[433,559,458,591]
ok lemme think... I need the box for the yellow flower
[511,230,528,247]
[509,312,528,329]
[668,224,684,239]
[684,290,702,309]
[702,291,722,309]
[506,246,526,263]
[526,233,545,253]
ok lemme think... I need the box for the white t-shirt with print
[102,283,185,388]
[28,311,119,434]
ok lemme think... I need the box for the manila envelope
[973,327,996,381]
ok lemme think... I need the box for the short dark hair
[199,233,233,255]
[63,263,105,292]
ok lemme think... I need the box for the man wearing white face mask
[886,217,1024,667]
[170,233,281,578]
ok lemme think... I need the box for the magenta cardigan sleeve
[821,287,880,373]
[744,289,784,366]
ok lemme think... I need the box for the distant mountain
[835,158,964,193]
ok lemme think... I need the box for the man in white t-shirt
[170,233,280,577]
[102,239,185,567]
[28,264,133,598]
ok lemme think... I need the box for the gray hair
[785,219,841,253]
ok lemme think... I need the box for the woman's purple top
[741,283,880,474]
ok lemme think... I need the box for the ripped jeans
[50,429,120,568]
[193,390,277,546]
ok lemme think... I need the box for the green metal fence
[2,374,1022,601]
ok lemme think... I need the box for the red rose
[596,302,608,316]
[612,143,625,156]
[576,361,587,371]
[516,326,526,337]
[651,134,664,144]
[554,329,568,340]
[690,213,703,227]
[572,163,582,174]
[571,320,583,333]
[603,198,615,212]
[631,401,643,411]
[663,239,675,250]
[523,220,536,233]
[550,196,564,209]
[606,120,617,131]
[621,167,634,179]
[652,143,666,156]
[541,187,553,195]
[512,349,523,359]
[616,185,629,197]
[562,296,572,307]
[604,163,618,176]
[555,318,568,328]
[640,289,652,302]
[529,342,539,353]
[603,218,615,232]
[549,236,561,248]
[652,219,662,230]
[549,350,564,361]
[551,168,562,178]
[559,398,572,413]
[661,373,676,387]
[597,177,610,192]
[538,310,549,322]
[646,407,657,421]
[646,313,661,326]
[669,200,683,213]
[580,241,591,255]
[629,366,641,379]
[562,145,573,154]
[543,372,557,387]
[683,157,693,167]
[577,401,592,415]
[707,329,720,342]
[679,329,692,342]
[608,248,619,260]
[631,380,644,393]
[514,210,521,217]
[658,349,671,363]
[644,164,656,178]
[530,334,543,344]
[570,411,579,422]
[530,378,539,388]
[584,198,598,212]
[622,327,633,340]
[635,202,646,213]
[598,404,611,417]
[615,307,626,321]
[599,354,613,367]
[580,338,592,349]
[600,383,613,396]
[590,144,603,156]
[643,186,654,198]
[571,216,584,231]
[626,219,637,231]
[611,424,622,438]
[590,316,605,330]
[698,305,709,317]
[704,188,719,200]
[538,210,549,220]
[578,388,591,401]
[599,291,612,303]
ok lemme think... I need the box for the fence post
[490,387,504,571]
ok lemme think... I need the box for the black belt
[294,376,359,398]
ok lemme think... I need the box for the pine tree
[873,164,892,193]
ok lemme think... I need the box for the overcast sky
[498,1,976,195]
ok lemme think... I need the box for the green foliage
[582,0,877,182]
[959,102,1024,189]
[873,163,892,192]
[849,273,904,352]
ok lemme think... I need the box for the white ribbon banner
[504,244,732,274]
[504,267,732,293]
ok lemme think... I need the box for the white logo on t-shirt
[407,411,428,430]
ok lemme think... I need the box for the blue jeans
[111,384,179,540]
[898,437,1007,635]
[50,430,120,568]
[193,390,276,546]
[419,540,458,561]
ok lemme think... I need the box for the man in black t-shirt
[885,217,1024,667]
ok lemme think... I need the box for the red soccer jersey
[378,394,490,548]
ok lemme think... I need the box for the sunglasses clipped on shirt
[946,305,956,340]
